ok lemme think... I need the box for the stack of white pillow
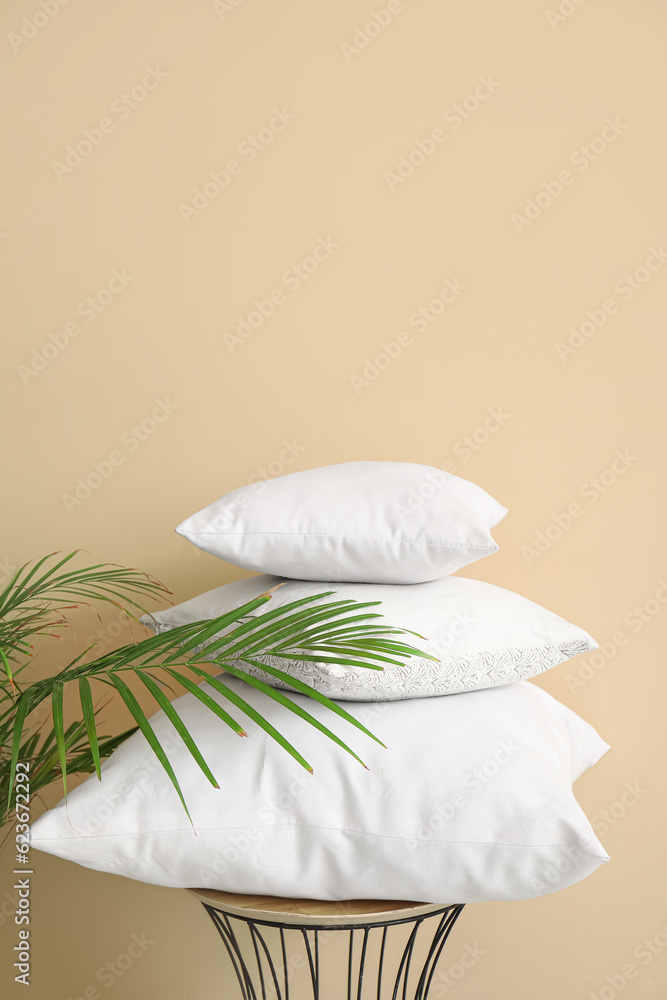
[30,462,610,904]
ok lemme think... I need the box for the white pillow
[29,679,609,902]
[175,461,507,584]
[140,574,597,700]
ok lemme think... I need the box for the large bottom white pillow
[30,678,609,903]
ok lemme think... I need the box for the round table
[187,888,464,999]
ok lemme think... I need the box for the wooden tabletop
[186,889,446,926]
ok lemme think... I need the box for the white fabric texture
[29,679,609,902]
[140,574,597,700]
[175,461,507,584]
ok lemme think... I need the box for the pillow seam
[180,529,497,550]
[29,827,606,855]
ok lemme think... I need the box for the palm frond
[0,553,433,828]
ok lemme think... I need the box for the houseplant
[1,552,429,828]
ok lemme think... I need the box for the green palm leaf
[51,682,67,798]
[135,670,219,789]
[166,667,313,773]
[7,693,33,811]
[223,657,386,746]
[78,677,101,780]
[191,663,370,769]
[109,673,192,822]
[1,552,434,826]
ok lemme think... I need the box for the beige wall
[2,0,667,996]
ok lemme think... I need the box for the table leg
[199,902,465,999]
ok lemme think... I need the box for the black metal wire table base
[198,899,465,1000]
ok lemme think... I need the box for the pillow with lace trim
[140,574,596,701]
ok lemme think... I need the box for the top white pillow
[176,461,507,584]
